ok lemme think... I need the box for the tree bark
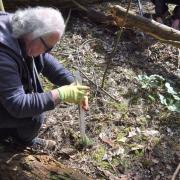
[0,143,92,180]
[4,0,119,10]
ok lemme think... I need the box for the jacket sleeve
[42,53,74,86]
[0,52,55,118]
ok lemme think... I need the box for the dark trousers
[151,0,180,18]
[0,114,44,145]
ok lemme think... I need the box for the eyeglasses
[39,37,54,53]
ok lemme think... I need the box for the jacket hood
[0,12,22,56]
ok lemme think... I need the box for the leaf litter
[40,1,180,179]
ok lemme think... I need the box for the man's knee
[16,114,45,144]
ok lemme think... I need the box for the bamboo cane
[0,0,5,11]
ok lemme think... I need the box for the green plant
[109,102,128,112]
[137,74,180,113]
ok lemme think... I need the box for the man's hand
[81,95,89,110]
[57,85,90,105]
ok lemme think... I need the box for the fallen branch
[111,5,180,48]
[171,163,180,180]
[70,2,180,48]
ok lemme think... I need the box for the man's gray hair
[10,7,65,39]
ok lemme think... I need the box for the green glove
[57,85,89,104]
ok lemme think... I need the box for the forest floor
[39,0,179,179]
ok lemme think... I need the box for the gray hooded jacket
[0,12,74,127]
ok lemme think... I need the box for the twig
[77,68,121,103]
[65,9,72,28]
[171,163,180,180]
[6,153,19,164]
[71,0,88,12]
[101,0,132,88]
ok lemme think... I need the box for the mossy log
[0,143,92,180]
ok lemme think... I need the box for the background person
[151,0,180,29]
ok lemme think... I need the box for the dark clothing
[151,0,180,19]
[0,12,74,144]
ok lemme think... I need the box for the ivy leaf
[159,94,167,105]
[167,102,180,112]
[173,94,180,101]
[138,74,180,113]
[148,94,156,102]
[137,74,165,89]
[165,82,177,95]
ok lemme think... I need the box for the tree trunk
[4,0,119,10]
[0,143,92,180]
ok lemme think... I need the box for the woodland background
[0,0,179,179]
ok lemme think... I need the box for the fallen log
[0,142,92,180]
[62,2,180,48]
[4,0,119,10]
[110,5,180,48]
[4,1,180,48]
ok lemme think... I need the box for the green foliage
[109,102,128,112]
[137,74,180,113]
[92,146,106,162]
[92,146,111,169]
[137,74,165,89]
[116,132,127,143]
[49,171,70,180]
[78,135,94,148]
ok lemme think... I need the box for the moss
[49,171,71,180]
[116,132,127,143]
[92,146,111,169]
[151,137,161,146]
[92,146,106,162]
[141,159,154,168]
[136,116,148,126]
[108,102,128,112]
[77,135,94,149]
